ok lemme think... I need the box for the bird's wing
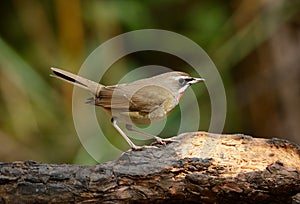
[129,85,173,113]
[94,85,174,113]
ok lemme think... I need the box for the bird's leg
[111,118,142,150]
[125,124,176,145]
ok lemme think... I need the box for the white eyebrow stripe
[173,76,191,80]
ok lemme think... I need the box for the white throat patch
[178,84,190,94]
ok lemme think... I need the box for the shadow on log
[0,132,299,203]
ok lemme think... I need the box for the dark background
[0,0,299,164]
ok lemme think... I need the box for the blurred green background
[0,0,299,164]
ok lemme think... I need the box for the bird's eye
[178,78,187,86]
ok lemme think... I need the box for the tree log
[0,132,299,203]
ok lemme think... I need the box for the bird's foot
[151,137,177,146]
[131,145,159,151]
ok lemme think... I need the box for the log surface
[0,132,299,203]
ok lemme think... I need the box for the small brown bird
[51,68,204,150]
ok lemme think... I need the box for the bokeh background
[0,0,299,164]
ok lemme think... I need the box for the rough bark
[0,132,299,203]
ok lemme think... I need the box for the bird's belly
[104,106,174,126]
[112,110,166,126]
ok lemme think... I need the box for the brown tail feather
[50,67,103,96]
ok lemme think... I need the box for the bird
[51,67,205,150]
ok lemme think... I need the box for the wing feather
[93,85,173,113]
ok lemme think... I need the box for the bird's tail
[50,67,103,96]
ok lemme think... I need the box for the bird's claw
[151,138,177,146]
[130,138,177,150]
[131,145,159,151]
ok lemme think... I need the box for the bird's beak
[188,78,205,85]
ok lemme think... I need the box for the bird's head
[151,71,205,101]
